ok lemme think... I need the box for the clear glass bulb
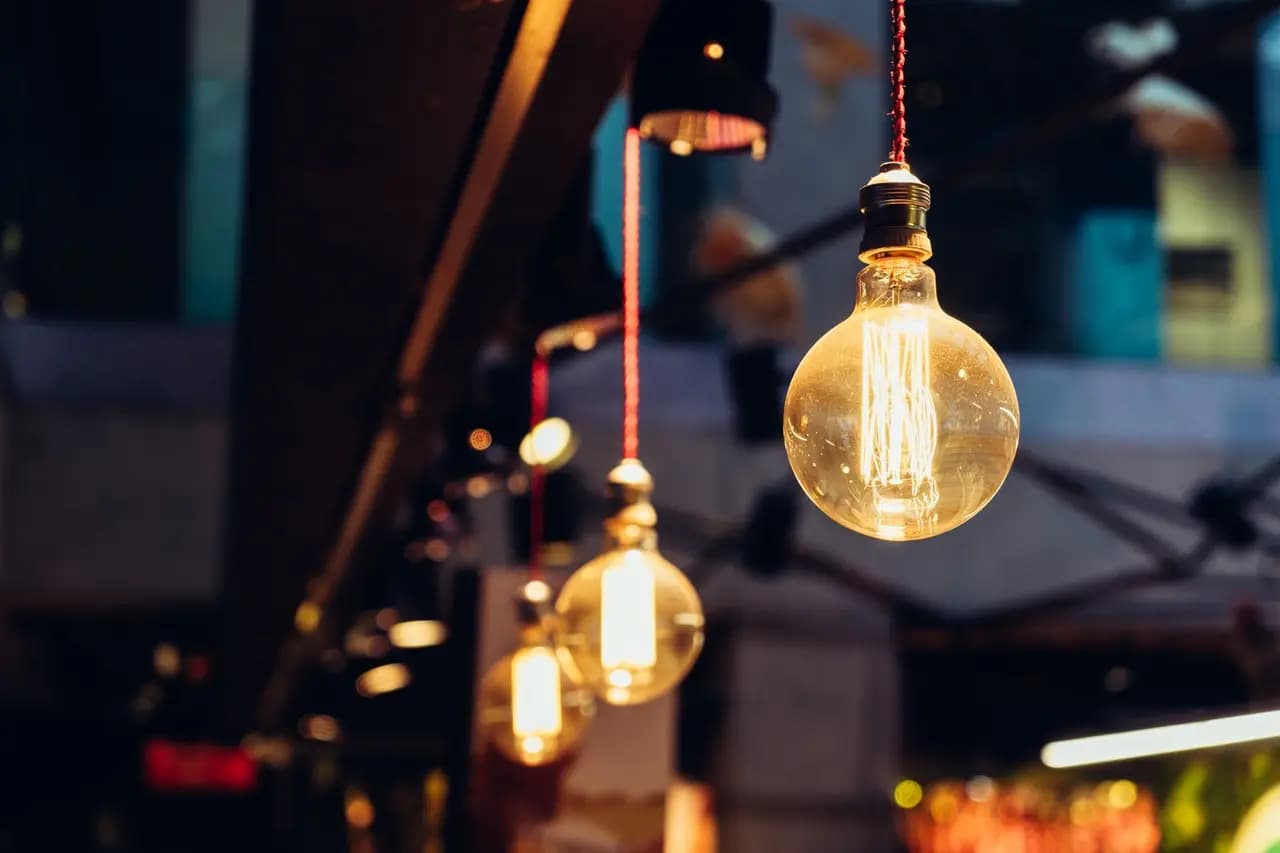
[783,255,1019,541]
[556,459,705,705]
[477,642,594,766]
[519,417,578,471]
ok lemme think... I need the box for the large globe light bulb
[556,459,704,705]
[783,164,1019,541]
[478,581,594,766]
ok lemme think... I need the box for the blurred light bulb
[478,644,593,766]
[519,417,578,471]
[478,583,593,766]
[556,459,704,705]
[602,552,658,671]
[388,619,447,649]
[355,662,410,697]
[345,789,375,829]
[299,714,341,742]
[512,647,562,750]
[783,164,1019,540]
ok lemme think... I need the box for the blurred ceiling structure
[222,0,661,731]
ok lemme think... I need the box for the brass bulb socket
[858,161,933,263]
[514,580,556,642]
[603,458,659,551]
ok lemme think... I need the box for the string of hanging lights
[478,128,713,764]
[782,0,1020,541]
[476,352,595,767]
[332,0,1025,773]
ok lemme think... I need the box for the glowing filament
[601,552,657,671]
[511,646,562,755]
[859,312,939,516]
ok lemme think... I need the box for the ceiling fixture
[555,130,705,705]
[1042,709,1280,768]
[782,0,1019,541]
[631,0,778,157]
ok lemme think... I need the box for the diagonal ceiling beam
[251,0,660,728]
[222,0,522,729]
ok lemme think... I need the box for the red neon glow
[143,739,258,793]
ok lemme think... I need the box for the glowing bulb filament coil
[511,646,563,757]
[601,553,658,672]
[859,311,939,520]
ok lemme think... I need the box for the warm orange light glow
[664,780,717,853]
[1107,779,1138,810]
[388,620,447,649]
[345,791,375,829]
[703,41,725,60]
[295,601,322,634]
[468,428,492,451]
[345,629,390,659]
[642,110,767,153]
[524,580,551,603]
[572,330,597,351]
[601,552,657,672]
[511,646,563,752]
[519,417,575,469]
[356,663,411,697]
[153,643,181,678]
[904,779,1160,851]
[299,714,341,742]
[424,538,450,562]
[374,608,398,631]
[426,499,450,523]
[466,476,491,499]
[670,139,693,156]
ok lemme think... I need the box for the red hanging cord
[622,128,641,461]
[889,0,909,163]
[528,351,549,581]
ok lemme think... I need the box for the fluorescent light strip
[1042,709,1280,768]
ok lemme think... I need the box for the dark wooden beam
[222,0,520,728]
[237,0,660,729]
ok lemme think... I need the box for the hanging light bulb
[783,163,1019,540]
[477,580,594,766]
[557,131,703,704]
[519,416,578,472]
[556,459,704,705]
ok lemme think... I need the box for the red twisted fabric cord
[622,127,641,461]
[889,0,909,163]
[528,351,548,580]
